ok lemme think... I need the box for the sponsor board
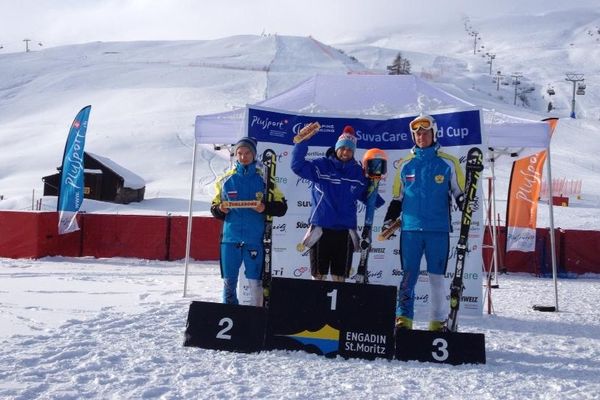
[243,107,484,317]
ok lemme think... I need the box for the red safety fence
[483,226,600,276]
[0,211,221,261]
[1,211,599,275]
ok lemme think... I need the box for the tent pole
[183,141,199,297]
[487,112,501,287]
[490,156,500,287]
[545,145,559,311]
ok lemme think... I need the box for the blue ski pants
[220,242,263,304]
[397,231,449,319]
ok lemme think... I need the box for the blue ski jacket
[210,160,286,244]
[291,141,384,230]
[390,143,464,232]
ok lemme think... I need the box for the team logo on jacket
[435,175,444,184]
[248,249,258,259]
[256,192,264,201]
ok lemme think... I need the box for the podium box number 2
[184,301,267,353]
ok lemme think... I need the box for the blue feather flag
[57,105,91,234]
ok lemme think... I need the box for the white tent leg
[490,158,500,287]
[545,146,559,311]
[183,142,199,297]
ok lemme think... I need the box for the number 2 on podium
[216,317,233,340]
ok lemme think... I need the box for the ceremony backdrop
[239,105,485,318]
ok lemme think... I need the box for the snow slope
[0,35,364,214]
[1,11,599,229]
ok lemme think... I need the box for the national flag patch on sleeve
[226,191,238,199]
[406,174,415,182]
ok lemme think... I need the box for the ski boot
[428,320,447,332]
[395,316,413,331]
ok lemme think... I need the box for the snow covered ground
[1,257,599,399]
[1,3,600,399]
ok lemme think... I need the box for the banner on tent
[246,106,482,149]
[242,105,485,318]
[506,118,558,252]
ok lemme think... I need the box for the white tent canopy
[186,74,557,307]
[194,74,551,152]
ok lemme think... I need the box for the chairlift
[578,82,586,90]
[577,87,586,95]
[547,87,555,96]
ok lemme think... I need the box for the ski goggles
[362,148,388,179]
[366,158,387,178]
[409,117,434,133]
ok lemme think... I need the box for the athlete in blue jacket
[291,125,384,282]
[211,137,287,306]
[382,114,465,332]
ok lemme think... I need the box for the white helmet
[409,114,438,143]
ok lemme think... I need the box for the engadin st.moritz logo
[280,324,340,355]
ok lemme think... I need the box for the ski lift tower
[485,53,496,75]
[511,73,523,106]
[495,71,503,91]
[469,31,480,55]
[565,73,585,118]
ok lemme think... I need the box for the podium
[395,329,486,365]
[183,278,486,364]
[265,278,396,360]
[184,301,267,353]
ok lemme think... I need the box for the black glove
[360,237,371,250]
[456,194,479,213]
[456,194,465,212]
[384,199,401,222]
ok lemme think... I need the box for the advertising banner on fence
[505,118,558,252]
[241,105,485,317]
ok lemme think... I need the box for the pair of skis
[355,179,380,284]
[446,147,484,331]
[261,149,277,308]
[355,149,388,284]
